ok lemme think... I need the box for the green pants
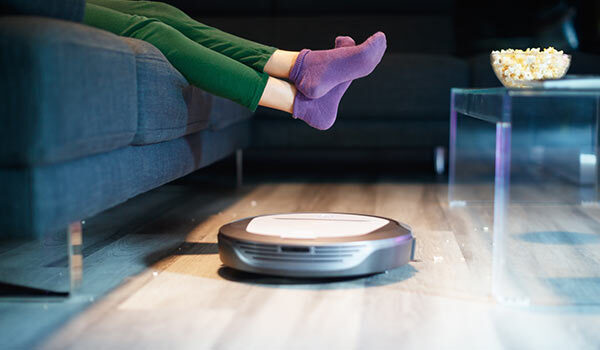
[84,0,276,111]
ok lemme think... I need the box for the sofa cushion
[127,38,252,145]
[0,122,251,238]
[0,0,85,22]
[339,54,468,120]
[123,38,208,145]
[275,0,455,14]
[0,17,138,166]
[203,15,455,54]
[208,95,254,131]
[251,119,448,149]
[171,0,454,19]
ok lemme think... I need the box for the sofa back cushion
[165,0,456,54]
[0,17,138,166]
[0,0,85,22]
[165,0,454,16]
[202,14,455,55]
[122,37,252,145]
[122,37,200,145]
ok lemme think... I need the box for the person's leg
[87,0,386,96]
[109,0,386,99]
[86,0,282,74]
[259,77,296,114]
[84,2,382,130]
[263,50,299,79]
[84,2,271,111]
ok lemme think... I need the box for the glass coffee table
[448,87,600,305]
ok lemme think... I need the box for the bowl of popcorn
[490,47,571,88]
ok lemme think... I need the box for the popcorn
[491,47,570,87]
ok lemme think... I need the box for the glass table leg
[491,121,516,304]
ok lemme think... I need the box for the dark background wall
[161,0,600,56]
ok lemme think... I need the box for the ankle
[258,77,296,114]
[264,50,302,79]
[287,51,301,78]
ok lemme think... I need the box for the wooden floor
[3,175,600,349]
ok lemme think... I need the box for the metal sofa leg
[435,146,446,175]
[68,221,83,294]
[0,220,83,299]
[236,149,243,187]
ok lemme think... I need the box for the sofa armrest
[0,0,85,22]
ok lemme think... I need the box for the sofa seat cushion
[0,17,138,166]
[0,121,251,239]
[127,38,252,145]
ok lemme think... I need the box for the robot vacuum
[218,213,415,278]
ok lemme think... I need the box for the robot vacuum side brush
[218,213,415,278]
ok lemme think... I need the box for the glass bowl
[490,52,571,88]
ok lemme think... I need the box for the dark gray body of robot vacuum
[218,213,415,278]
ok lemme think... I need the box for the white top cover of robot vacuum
[245,213,389,239]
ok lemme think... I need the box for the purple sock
[289,31,386,99]
[292,36,355,130]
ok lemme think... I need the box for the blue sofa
[2,0,599,244]
[0,0,252,239]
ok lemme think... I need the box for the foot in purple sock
[289,31,386,99]
[292,36,355,130]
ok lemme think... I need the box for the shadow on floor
[217,264,417,290]
[0,282,69,298]
[542,277,600,312]
[517,231,600,245]
[142,242,220,267]
[137,196,420,289]
[146,241,418,290]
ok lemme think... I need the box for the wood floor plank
[355,288,501,350]
[373,182,452,231]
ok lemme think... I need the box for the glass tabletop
[452,87,600,97]
[452,87,600,124]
